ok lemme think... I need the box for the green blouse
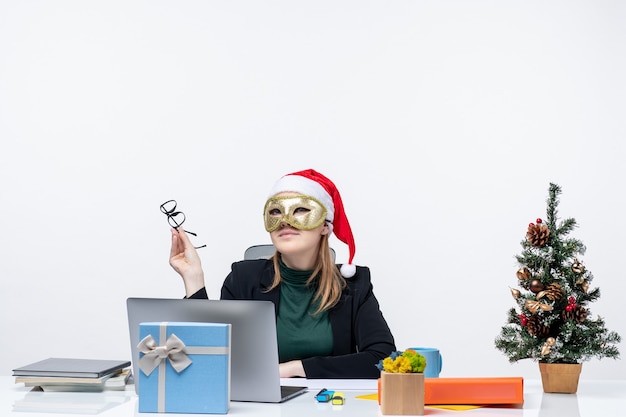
[276,258,334,362]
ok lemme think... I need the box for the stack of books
[13,358,132,392]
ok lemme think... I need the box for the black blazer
[191,259,396,379]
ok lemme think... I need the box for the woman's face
[265,192,329,262]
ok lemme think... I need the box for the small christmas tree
[495,183,621,364]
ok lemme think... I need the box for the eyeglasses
[160,199,207,249]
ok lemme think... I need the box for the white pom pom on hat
[268,169,357,278]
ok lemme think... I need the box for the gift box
[138,322,231,414]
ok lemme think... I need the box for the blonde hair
[268,234,346,314]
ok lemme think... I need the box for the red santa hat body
[268,169,356,278]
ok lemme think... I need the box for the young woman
[169,169,395,379]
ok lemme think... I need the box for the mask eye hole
[293,207,311,215]
[268,208,282,216]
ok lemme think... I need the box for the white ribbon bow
[137,333,192,376]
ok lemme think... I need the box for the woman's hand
[279,360,305,378]
[169,228,205,297]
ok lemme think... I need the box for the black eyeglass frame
[160,199,207,249]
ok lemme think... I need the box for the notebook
[13,358,130,378]
[126,297,308,403]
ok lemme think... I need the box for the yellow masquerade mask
[263,195,328,232]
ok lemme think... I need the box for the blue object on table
[315,388,335,402]
[138,322,231,414]
[408,347,443,378]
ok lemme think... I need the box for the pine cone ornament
[562,306,588,323]
[527,223,550,247]
[526,315,550,337]
[537,282,564,301]
[575,306,588,323]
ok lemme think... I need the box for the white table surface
[2,376,625,416]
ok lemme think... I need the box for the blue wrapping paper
[138,322,231,414]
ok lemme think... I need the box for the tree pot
[538,362,582,394]
[380,371,425,415]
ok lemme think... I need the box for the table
[1,376,625,416]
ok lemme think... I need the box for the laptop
[126,297,307,403]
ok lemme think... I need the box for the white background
[1,1,624,380]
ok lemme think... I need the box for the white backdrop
[1,1,624,380]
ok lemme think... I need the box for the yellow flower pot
[380,371,425,415]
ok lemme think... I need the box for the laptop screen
[126,297,305,402]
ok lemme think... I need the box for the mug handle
[439,353,443,374]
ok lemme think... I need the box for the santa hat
[268,169,357,278]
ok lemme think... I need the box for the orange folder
[378,377,524,405]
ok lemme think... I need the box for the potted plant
[376,349,426,415]
[495,183,621,393]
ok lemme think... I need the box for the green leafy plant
[495,183,621,364]
[376,349,426,373]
